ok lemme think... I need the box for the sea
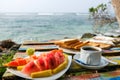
[0,12,109,43]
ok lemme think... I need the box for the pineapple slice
[17,66,24,71]
[52,55,68,74]
[31,69,52,78]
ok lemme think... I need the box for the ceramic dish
[73,54,109,69]
[7,56,72,80]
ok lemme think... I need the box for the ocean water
[0,13,94,43]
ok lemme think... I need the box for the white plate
[7,56,72,80]
[73,54,109,69]
[59,47,80,54]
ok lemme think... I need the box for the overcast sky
[0,0,111,13]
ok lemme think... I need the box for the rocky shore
[1,32,120,54]
[0,39,20,54]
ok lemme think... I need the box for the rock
[0,39,16,49]
[0,39,17,52]
[81,33,96,39]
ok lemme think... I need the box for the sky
[0,0,111,13]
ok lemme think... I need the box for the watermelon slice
[43,56,50,70]
[55,50,65,64]
[47,53,56,69]
[22,61,40,75]
[36,56,46,71]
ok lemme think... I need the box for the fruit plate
[7,55,72,80]
[59,47,80,54]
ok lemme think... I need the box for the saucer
[73,54,109,69]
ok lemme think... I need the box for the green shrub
[0,50,16,79]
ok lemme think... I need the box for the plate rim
[73,54,109,69]
[7,55,72,80]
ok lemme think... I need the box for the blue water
[0,13,94,43]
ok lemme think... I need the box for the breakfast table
[2,40,120,80]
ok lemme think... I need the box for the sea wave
[0,13,93,43]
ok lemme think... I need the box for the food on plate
[5,50,68,78]
[17,65,24,71]
[74,41,89,49]
[61,39,80,45]
[53,54,68,74]
[87,42,113,49]
[26,48,35,56]
[22,60,41,75]
[22,50,67,76]
[4,58,27,67]
[69,41,83,48]
[4,55,38,67]
[31,69,52,78]
[55,39,113,50]
[55,39,84,50]
[31,55,68,78]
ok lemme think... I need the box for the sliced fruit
[25,55,38,63]
[16,58,27,66]
[22,61,40,75]
[31,69,52,78]
[43,56,50,70]
[31,55,38,60]
[47,52,57,69]
[36,56,46,71]
[26,48,35,56]
[17,50,68,78]
[56,50,65,63]
[4,58,27,67]
[52,55,68,74]
[17,66,24,71]
[4,61,19,67]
